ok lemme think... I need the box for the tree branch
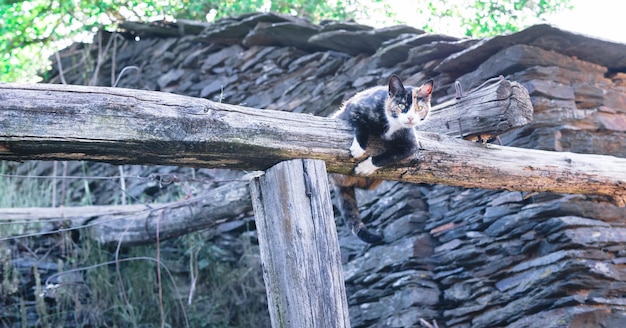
[0,178,253,246]
[1,82,624,206]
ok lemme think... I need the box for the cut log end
[506,81,534,127]
[614,195,626,208]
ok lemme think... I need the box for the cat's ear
[388,74,405,96]
[417,80,434,97]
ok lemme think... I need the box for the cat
[331,75,434,243]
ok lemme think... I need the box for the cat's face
[385,76,434,128]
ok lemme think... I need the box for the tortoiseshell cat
[332,75,434,243]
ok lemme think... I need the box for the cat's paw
[355,157,379,175]
[349,137,366,158]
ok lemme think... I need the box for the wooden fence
[2,81,626,327]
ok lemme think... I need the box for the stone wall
[44,13,626,327]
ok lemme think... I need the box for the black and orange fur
[332,75,433,243]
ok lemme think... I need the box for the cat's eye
[417,105,425,112]
[397,104,406,110]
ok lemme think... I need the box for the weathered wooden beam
[1,83,625,206]
[0,178,253,246]
[250,159,350,328]
[423,77,532,140]
[0,80,528,167]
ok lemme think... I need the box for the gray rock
[456,44,607,91]
[200,45,244,72]
[156,68,186,88]
[243,21,323,52]
[405,39,477,67]
[435,24,626,75]
[199,74,239,98]
[374,33,458,67]
[195,12,293,44]
[308,25,424,56]
[524,80,576,100]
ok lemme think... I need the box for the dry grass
[0,160,269,327]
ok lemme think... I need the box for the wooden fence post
[250,159,351,328]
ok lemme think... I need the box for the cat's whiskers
[332,74,433,244]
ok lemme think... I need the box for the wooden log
[1,82,625,206]
[0,79,528,166]
[250,159,350,328]
[0,179,253,246]
[422,77,532,140]
[89,178,253,245]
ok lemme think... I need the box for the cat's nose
[407,116,414,122]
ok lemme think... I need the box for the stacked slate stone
[44,13,626,327]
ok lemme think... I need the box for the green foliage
[0,0,356,82]
[0,0,189,82]
[419,0,572,37]
[1,0,572,81]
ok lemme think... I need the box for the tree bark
[1,82,625,206]
[0,178,254,246]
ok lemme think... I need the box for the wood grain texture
[422,77,533,139]
[250,159,350,328]
[0,178,253,246]
[1,82,624,205]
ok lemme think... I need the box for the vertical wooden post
[250,159,351,328]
